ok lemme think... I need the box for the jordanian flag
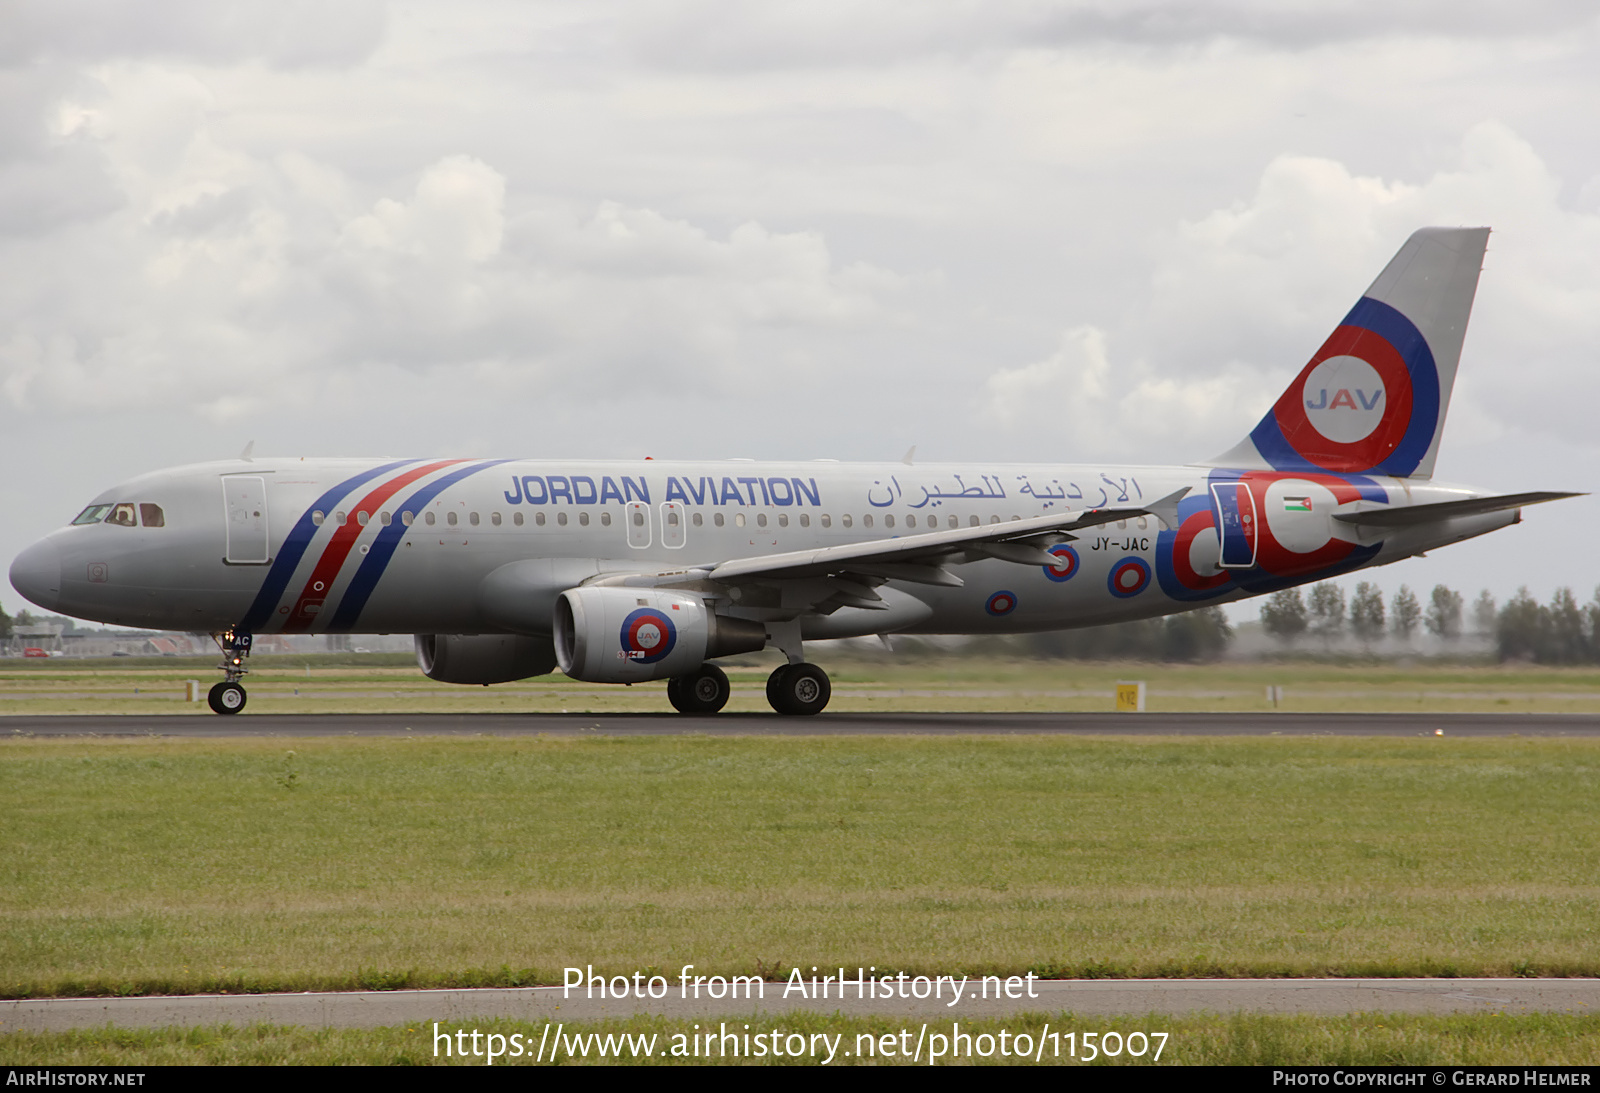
[1283,496,1312,512]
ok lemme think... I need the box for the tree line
[1259,581,1600,664]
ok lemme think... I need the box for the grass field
[4,657,1597,1065]
[3,733,1597,998]
[7,654,1600,714]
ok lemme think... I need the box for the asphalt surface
[5,979,1597,1031]
[5,711,1600,736]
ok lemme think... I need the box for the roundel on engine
[620,608,676,664]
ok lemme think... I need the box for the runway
[5,979,1598,1031]
[5,711,1600,737]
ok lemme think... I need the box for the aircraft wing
[705,505,1146,587]
[1331,491,1583,529]
[591,490,1189,610]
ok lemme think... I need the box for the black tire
[677,664,730,714]
[769,662,830,716]
[666,676,692,714]
[765,664,793,711]
[207,681,247,715]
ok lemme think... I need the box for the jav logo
[1305,388,1382,411]
[1302,355,1386,444]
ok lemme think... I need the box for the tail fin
[1207,226,1489,480]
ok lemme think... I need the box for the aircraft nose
[9,539,61,613]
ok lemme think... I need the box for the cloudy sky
[4,0,1598,623]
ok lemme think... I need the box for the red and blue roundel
[1107,556,1151,598]
[1248,297,1439,476]
[1042,544,1080,582]
[986,590,1018,616]
[619,608,676,664]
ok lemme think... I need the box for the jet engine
[553,587,766,683]
[415,633,558,685]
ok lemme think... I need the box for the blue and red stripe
[327,460,515,631]
[236,460,420,633]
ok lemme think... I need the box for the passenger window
[335,510,347,525]
[990,515,1000,524]
[139,504,165,528]
[632,511,644,527]
[447,512,458,527]
[579,512,589,526]
[884,515,894,528]
[842,514,852,528]
[535,513,545,526]
[949,515,959,529]
[799,514,809,527]
[905,515,915,528]
[863,514,874,528]
[714,513,725,527]
[513,512,524,526]
[778,514,788,528]
[601,512,612,527]
[668,511,680,527]
[735,513,746,527]
[491,512,501,526]
[380,511,392,525]
[425,512,436,526]
[106,503,137,527]
[357,511,370,526]
[756,514,767,528]
[402,511,414,526]
[692,513,703,527]
[558,513,568,526]
[71,504,113,526]
[821,514,831,528]
[470,512,480,527]
[969,515,980,527]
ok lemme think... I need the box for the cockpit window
[105,503,138,527]
[139,504,165,528]
[71,504,113,526]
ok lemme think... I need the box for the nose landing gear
[207,630,252,715]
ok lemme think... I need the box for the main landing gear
[666,663,732,714]
[665,661,833,715]
[666,622,832,716]
[766,662,831,716]
[207,630,253,715]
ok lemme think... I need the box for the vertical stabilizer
[1207,227,1489,479]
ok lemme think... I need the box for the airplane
[7,227,1580,716]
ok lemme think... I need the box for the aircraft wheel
[768,662,830,716]
[666,676,692,714]
[765,664,793,710]
[207,682,247,715]
[675,664,730,714]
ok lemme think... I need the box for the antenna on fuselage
[901,446,916,466]
[239,440,255,462]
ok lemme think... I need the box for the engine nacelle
[553,587,766,683]
[416,633,557,685]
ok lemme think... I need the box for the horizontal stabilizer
[1332,491,1582,529]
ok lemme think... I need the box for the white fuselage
[11,456,1513,641]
